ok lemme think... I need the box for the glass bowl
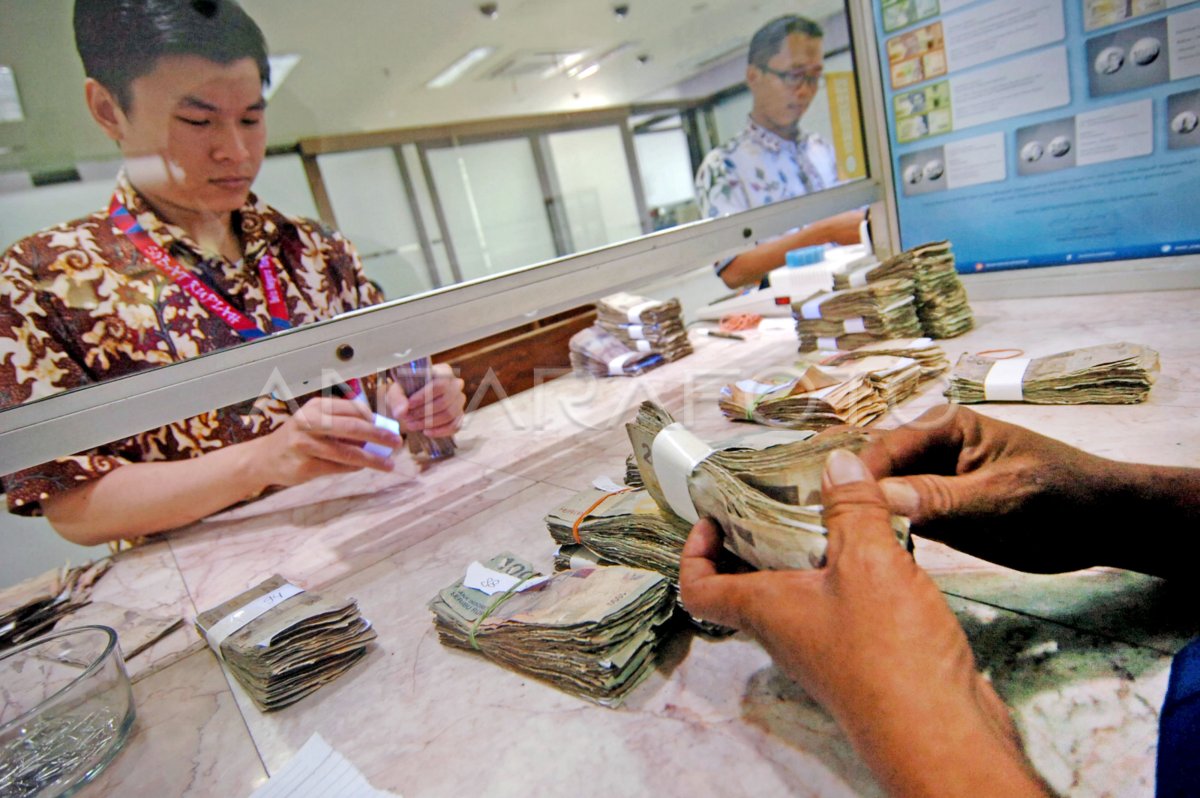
[0,625,136,797]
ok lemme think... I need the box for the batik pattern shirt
[695,117,840,218]
[0,174,380,515]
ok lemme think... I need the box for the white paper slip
[983,358,1031,401]
[463,561,549,596]
[248,734,400,798]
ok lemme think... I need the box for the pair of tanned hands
[680,404,1198,797]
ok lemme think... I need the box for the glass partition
[0,0,878,436]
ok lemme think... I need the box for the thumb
[385,385,410,420]
[821,450,900,560]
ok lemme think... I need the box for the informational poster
[874,0,1200,272]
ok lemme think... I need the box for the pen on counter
[706,330,746,341]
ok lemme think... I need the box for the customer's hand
[679,450,1050,797]
[253,396,401,487]
[859,405,1123,573]
[386,364,466,438]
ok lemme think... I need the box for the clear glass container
[0,625,136,797]
[390,357,456,461]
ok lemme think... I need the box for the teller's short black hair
[748,15,824,69]
[74,0,270,111]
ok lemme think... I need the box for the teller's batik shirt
[0,174,381,515]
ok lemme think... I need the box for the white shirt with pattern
[695,117,840,218]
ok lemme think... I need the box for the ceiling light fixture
[565,42,635,80]
[426,46,497,89]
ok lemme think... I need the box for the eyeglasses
[759,65,823,89]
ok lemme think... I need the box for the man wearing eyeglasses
[696,15,864,288]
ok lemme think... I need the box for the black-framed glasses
[759,65,823,88]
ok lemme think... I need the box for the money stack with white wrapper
[549,426,869,581]
[194,575,376,711]
[594,292,693,363]
[792,278,923,352]
[568,325,664,377]
[428,552,673,707]
[833,240,974,339]
[945,343,1160,404]
[625,402,909,571]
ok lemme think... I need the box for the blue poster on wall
[873,0,1200,273]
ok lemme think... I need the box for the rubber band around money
[651,423,715,523]
[572,488,632,544]
[468,575,533,651]
[204,581,305,660]
[975,348,1025,359]
[983,358,1031,402]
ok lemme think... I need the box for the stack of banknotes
[569,325,664,377]
[626,402,910,571]
[0,560,111,652]
[834,241,973,339]
[551,425,868,581]
[595,292,693,362]
[429,552,673,706]
[195,575,375,711]
[792,278,923,352]
[810,337,950,380]
[546,488,691,583]
[945,342,1160,404]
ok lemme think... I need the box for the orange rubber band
[975,348,1025,359]
[572,488,631,544]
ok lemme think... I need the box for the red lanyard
[108,194,291,340]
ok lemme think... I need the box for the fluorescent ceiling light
[265,54,301,100]
[427,46,497,89]
[566,42,635,81]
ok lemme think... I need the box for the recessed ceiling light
[426,46,497,89]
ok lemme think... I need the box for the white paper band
[849,268,872,288]
[983,358,1030,401]
[363,414,400,458]
[817,336,840,351]
[205,582,305,658]
[607,352,638,376]
[635,340,653,353]
[844,317,867,334]
[463,562,549,595]
[626,325,646,340]
[651,423,714,524]
[799,294,830,320]
[626,300,658,323]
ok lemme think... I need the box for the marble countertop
[79,288,1200,797]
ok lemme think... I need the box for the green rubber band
[467,575,532,651]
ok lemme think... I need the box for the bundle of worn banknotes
[945,342,1160,404]
[718,338,949,429]
[430,552,673,706]
[195,575,375,711]
[569,292,693,377]
[795,239,973,350]
[0,560,111,652]
[568,325,664,377]
[430,400,913,706]
[793,278,923,352]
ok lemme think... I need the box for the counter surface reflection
[77,288,1200,797]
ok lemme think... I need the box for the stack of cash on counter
[945,342,1159,404]
[430,553,673,706]
[569,325,663,377]
[195,575,375,711]
[595,292,693,362]
[793,278,923,352]
[718,342,948,429]
[833,240,973,339]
